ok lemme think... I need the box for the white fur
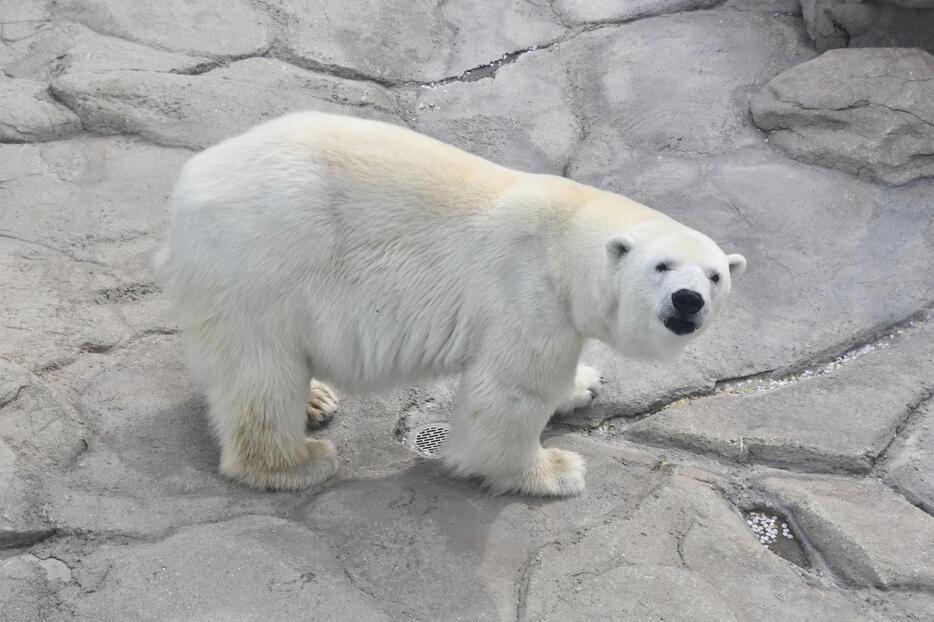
[554,365,602,415]
[154,112,745,495]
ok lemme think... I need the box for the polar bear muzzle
[671,289,704,315]
[662,288,705,335]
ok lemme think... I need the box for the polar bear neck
[532,185,672,346]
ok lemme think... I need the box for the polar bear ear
[727,254,747,278]
[606,235,634,261]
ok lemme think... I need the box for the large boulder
[750,47,934,185]
[800,0,934,52]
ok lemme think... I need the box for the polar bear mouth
[663,315,698,336]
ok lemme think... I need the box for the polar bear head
[601,219,746,360]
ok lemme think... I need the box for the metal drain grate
[413,423,449,458]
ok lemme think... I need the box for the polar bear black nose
[672,289,704,315]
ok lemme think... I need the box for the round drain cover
[412,423,449,458]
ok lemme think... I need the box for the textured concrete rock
[296,435,673,621]
[560,9,813,163]
[759,475,934,590]
[0,78,81,142]
[51,58,401,149]
[722,0,802,10]
[883,397,934,514]
[0,361,86,471]
[412,51,578,175]
[625,314,934,471]
[0,359,85,546]
[523,476,869,621]
[533,565,739,621]
[880,594,934,622]
[0,555,62,621]
[552,0,723,24]
[800,0,934,52]
[0,6,50,73]
[1,22,212,81]
[0,138,186,245]
[1,23,70,81]
[276,0,566,83]
[0,138,189,369]
[0,439,38,546]
[48,337,244,533]
[57,29,213,75]
[751,48,934,185]
[0,358,31,408]
[0,0,49,22]
[0,244,125,371]
[50,0,274,57]
[62,516,393,621]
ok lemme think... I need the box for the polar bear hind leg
[191,330,339,491]
[441,367,586,496]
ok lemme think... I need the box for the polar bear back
[160,113,593,391]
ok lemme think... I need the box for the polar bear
[154,112,746,496]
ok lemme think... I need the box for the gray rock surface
[551,0,723,25]
[0,138,189,370]
[411,51,578,174]
[800,0,934,52]
[751,47,934,185]
[559,10,813,162]
[758,474,934,590]
[0,78,81,142]
[60,516,394,621]
[0,554,62,621]
[275,0,567,84]
[523,475,873,621]
[625,312,934,472]
[3,1,934,620]
[0,359,86,547]
[883,398,934,514]
[0,22,213,81]
[51,58,403,150]
[51,0,275,58]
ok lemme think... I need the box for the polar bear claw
[306,380,338,428]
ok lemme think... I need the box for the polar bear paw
[555,365,602,414]
[222,438,339,491]
[490,448,586,497]
[306,379,338,428]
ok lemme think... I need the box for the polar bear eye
[655,262,671,273]
[710,273,721,284]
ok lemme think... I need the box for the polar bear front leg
[441,368,586,496]
[554,364,602,415]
